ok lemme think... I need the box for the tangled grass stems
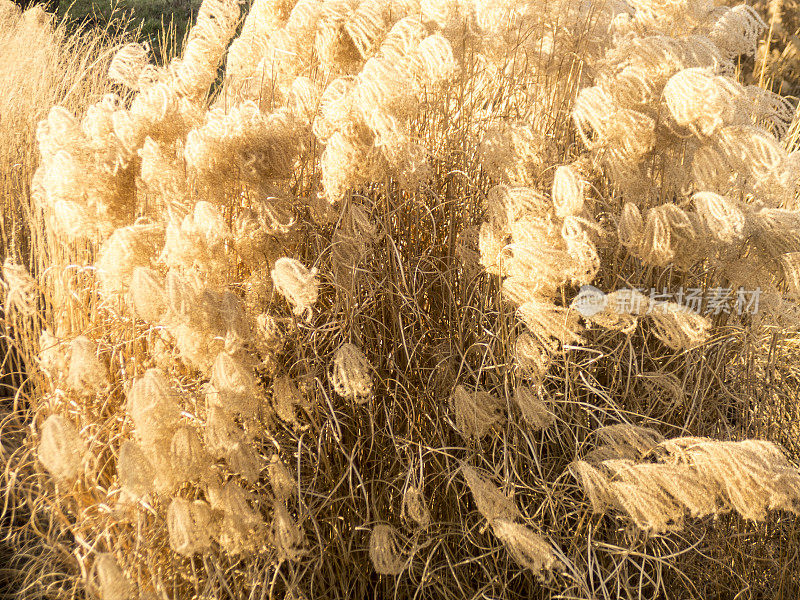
[2,0,800,598]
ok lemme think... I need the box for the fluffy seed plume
[369,524,406,575]
[571,434,800,532]
[1,258,37,316]
[169,426,209,484]
[618,202,644,250]
[693,191,747,244]
[268,455,295,502]
[664,68,743,136]
[272,375,304,424]
[330,342,373,402]
[450,385,505,439]
[91,554,133,600]
[515,332,554,382]
[129,267,167,323]
[594,424,665,460]
[214,481,265,555]
[108,42,154,90]
[517,299,584,347]
[402,485,431,528]
[37,330,68,381]
[38,414,84,481]
[649,304,712,350]
[167,498,214,556]
[513,385,554,429]
[271,257,319,319]
[126,368,181,463]
[95,221,163,296]
[460,464,520,522]
[66,336,110,395]
[273,501,308,563]
[490,519,562,578]
[117,440,155,500]
[552,164,585,218]
[209,351,261,418]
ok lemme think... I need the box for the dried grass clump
[5,0,800,598]
[754,0,800,94]
[572,433,800,532]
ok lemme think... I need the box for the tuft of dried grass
[3,0,800,599]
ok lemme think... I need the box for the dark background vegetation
[14,0,203,61]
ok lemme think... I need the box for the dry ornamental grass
[2,0,800,598]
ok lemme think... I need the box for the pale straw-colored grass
[2,0,800,598]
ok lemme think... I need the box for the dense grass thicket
[3,0,800,598]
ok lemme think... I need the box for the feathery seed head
[1,259,37,317]
[450,384,505,439]
[402,485,431,528]
[692,191,747,244]
[209,351,261,418]
[108,43,153,90]
[268,455,296,502]
[490,519,562,578]
[167,498,214,556]
[330,342,373,402]
[38,414,84,482]
[273,501,308,562]
[460,464,520,522]
[369,524,406,575]
[170,426,209,484]
[552,164,585,218]
[271,257,319,319]
[514,332,554,382]
[91,554,132,600]
[117,440,155,500]
[67,336,110,395]
[126,368,182,451]
[273,375,304,424]
[513,385,554,429]
[129,267,167,324]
